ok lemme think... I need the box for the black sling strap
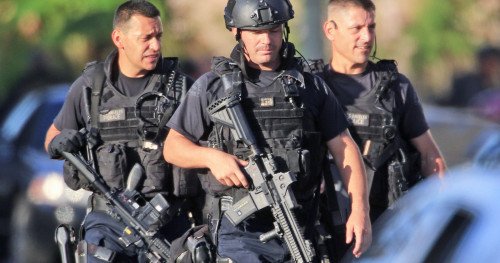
[89,62,106,130]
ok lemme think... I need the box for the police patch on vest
[260,97,274,107]
[347,113,369,126]
[99,108,126,122]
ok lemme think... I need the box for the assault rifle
[61,152,172,262]
[208,89,315,263]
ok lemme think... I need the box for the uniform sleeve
[314,76,349,141]
[167,73,215,142]
[53,76,87,131]
[398,74,429,140]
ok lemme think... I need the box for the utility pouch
[270,148,301,174]
[403,150,424,186]
[387,158,408,206]
[172,166,202,197]
[95,143,128,189]
[198,169,232,195]
[301,131,324,184]
[387,148,424,205]
[63,158,92,191]
[171,224,215,263]
[138,147,168,196]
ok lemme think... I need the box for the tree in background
[0,0,169,101]
[0,0,498,104]
[407,0,500,100]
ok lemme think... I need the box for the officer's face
[236,25,283,71]
[324,5,375,74]
[112,14,163,77]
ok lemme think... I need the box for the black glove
[48,129,85,159]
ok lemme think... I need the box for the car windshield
[0,87,65,151]
[20,99,63,151]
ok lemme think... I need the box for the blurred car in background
[423,103,500,167]
[0,84,90,263]
[343,152,500,262]
[471,130,500,168]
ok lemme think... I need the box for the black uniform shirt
[322,63,429,141]
[53,55,152,131]
[167,63,349,145]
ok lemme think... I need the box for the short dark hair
[477,45,500,62]
[113,1,160,29]
[328,0,376,12]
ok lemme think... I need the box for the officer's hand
[207,150,249,188]
[346,207,372,258]
[48,129,85,159]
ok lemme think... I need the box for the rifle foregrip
[149,237,171,261]
[274,206,315,263]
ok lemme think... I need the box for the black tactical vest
[84,57,188,197]
[309,59,423,206]
[341,61,401,170]
[203,57,324,201]
[309,59,404,170]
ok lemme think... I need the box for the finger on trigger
[235,170,249,188]
[230,173,243,187]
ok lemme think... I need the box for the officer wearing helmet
[164,0,372,261]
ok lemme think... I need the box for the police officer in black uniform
[163,0,372,261]
[320,0,447,223]
[44,1,193,262]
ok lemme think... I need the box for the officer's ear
[323,20,335,41]
[112,29,124,49]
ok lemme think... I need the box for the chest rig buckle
[135,91,171,150]
[278,71,304,108]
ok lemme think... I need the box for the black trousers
[83,209,191,262]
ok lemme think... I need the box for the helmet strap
[235,28,242,41]
[284,22,290,42]
[236,37,251,80]
[282,23,291,59]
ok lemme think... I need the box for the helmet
[224,0,294,30]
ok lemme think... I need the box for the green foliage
[408,0,475,75]
[0,0,168,99]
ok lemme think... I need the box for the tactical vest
[202,57,325,202]
[83,57,188,197]
[309,59,422,206]
[308,59,403,169]
[341,60,401,170]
